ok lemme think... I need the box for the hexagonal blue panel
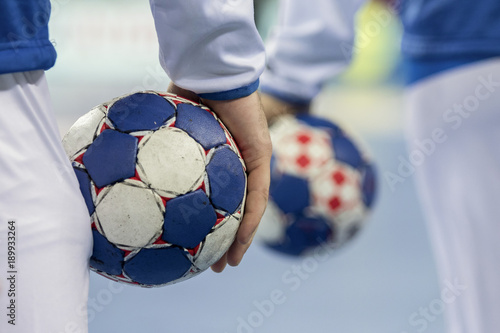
[162,190,217,249]
[296,114,342,137]
[73,167,94,215]
[90,229,125,276]
[268,215,332,256]
[361,163,377,208]
[108,93,175,132]
[206,146,246,214]
[331,135,363,169]
[270,174,309,214]
[82,130,138,188]
[123,247,192,286]
[175,103,226,150]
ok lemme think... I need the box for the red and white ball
[257,114,376,256]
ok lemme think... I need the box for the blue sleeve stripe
[0,43,56,75]
[198,79,260,101]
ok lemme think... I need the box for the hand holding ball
[63,91,246,287]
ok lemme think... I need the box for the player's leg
[404,58,500,333]
[0,71,92,333]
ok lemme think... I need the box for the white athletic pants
[0,71,92,333]
[405,58,500,333]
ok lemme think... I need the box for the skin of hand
[259,92,310,125]
[167,83,272,273]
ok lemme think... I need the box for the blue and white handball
[257,114,376,256]
[62,92,246,287]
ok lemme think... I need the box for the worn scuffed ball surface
[63,91,246,287]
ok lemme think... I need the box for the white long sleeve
[261,0,365,103]
[149,0,265,100]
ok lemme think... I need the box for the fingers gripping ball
[257,114,376,256]
[62,92,247,287]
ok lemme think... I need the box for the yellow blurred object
[339,0,402,85]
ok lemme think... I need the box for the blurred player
[400,1,500,332]
[260,0,500,332]
[0,1,270,332]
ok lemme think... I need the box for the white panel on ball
[256,201,286,244]
[194,215,240,271]
[95,182,164,248]
[137,127,206,198]
[62,106,106,159]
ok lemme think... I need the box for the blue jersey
[0,0,56,75]
[400,0,500,83]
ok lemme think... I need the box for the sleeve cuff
[198,79,260,101]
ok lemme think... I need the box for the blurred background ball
[62,91,246,287]
[257,114,376,256]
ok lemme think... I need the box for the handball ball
[257,114,376,256]
[62,91,246,287]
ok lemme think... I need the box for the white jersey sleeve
[149,0,265,100]
[260,0,365,104]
